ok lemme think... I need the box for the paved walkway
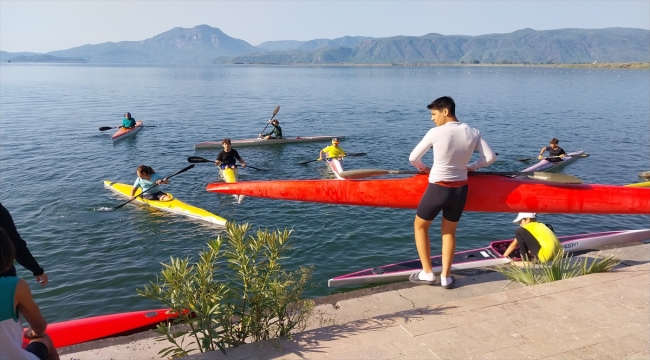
[64,243,650,360]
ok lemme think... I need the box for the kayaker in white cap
[502,213,562,262]
[408,96,497,288]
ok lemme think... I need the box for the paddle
[186,156,267,171]
[298,153,367,165]
[473,171,582,184]
[518,153,589,162]
[338,169,582,183]
[111,164,195,210]
[258,105,281,138]
[99,126,156,131]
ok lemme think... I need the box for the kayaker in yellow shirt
[502,213,562,262]
[319,137,346,160]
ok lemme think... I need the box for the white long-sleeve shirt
[409,121,496,183]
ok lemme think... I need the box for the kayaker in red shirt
[408,96,496,288]
[538,138,566,161]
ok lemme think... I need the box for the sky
[1,0,649,53]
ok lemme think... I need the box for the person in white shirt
[408,96,497,288]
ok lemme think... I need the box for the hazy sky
[1,1,649,53]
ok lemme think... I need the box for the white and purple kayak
[326,158,345,180]
[328,229,650,287]
[194,136,346,149]
[522,150,587,173]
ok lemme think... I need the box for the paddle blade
[272,105,280,118]
[345,153,367,157]
[471,171,582,184]
[516,158,532,162]
[339,169,420,179]
[99,126,114,131]
[187,156,212,163]
[528,172,583,184]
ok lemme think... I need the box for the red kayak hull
[23,308,178,348]
[206,174,650,214]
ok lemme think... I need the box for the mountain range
[2,25,649,65]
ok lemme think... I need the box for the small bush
[495,249,621,286]
[137,222,315,357]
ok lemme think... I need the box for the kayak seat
[491,240,523,260]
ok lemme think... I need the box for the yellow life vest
[522,222,562,262]
[322,145,346,158]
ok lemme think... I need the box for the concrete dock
[63,243,650,360]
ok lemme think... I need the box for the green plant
[137,222,315,357]
[495,249,621,286]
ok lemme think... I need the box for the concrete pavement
[63,243,650,360]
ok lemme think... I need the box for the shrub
[137,222,315,357]
[494,249,621,286]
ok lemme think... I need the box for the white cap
[513,212,536,223]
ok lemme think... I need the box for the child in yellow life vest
[502,213,562,262]
[319,137,346,160]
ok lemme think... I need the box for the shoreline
[5,61,649,69]
[226,62,650,69]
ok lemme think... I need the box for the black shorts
[142,191,167,200]
[25,341,48,360]
[416,183,468,222]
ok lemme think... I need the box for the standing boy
[408,96,496,288]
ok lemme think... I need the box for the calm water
[1,64,648,323]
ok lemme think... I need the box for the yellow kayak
[219,168,244,203]
[220,167,238,183]
[626,181,650,187]
[103,181,227,225]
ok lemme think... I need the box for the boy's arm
[15,279,47,337]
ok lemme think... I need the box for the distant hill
[258,36,374,51]
[2,26,648,65]
[1,51,41,62]
[8,54,86,63]
[47,25,256,64]
[229,28,650,65]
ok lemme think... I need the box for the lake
[0,63,648,323]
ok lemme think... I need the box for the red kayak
[112,121,143,142]
[206,174,650,214]
[23,308,178,348]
